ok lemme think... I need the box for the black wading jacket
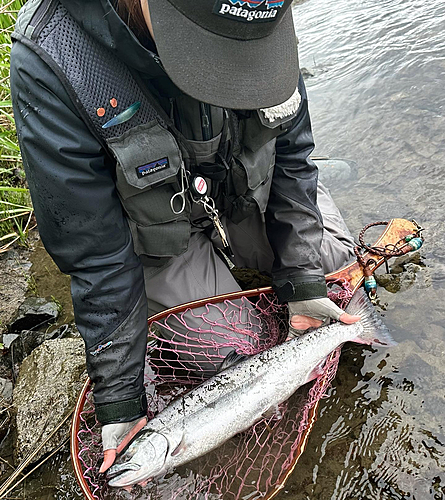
[10,0,327,424]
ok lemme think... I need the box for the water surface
[276,0,445,498]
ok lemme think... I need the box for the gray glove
[288,297,345,338]
[99,417,147,473]
[102,420,143,451]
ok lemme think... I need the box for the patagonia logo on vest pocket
[136,157,169,178]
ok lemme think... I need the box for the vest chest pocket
[225,139,276,224]
[224,102,300,224]
[107,122,191,258]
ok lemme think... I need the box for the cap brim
[148,0,299,110]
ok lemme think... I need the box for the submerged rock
[376,262,422,293]
[13,338,86,463]
[300,67,315,79]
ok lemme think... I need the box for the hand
[99,416,147,473]
[288,297,360,338]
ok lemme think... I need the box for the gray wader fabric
[143,182,355,373]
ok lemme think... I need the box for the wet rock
[13,338,87,463]
[2,334,19,349]
[51,322,81,340]
[390,251,422,274]
[0,377,13,403]
[300,67,315,79]
[2,323,81,378]
[0,248,31,335]
[7,297,59,333]
[9,330,57,370]
[375,263,421,293]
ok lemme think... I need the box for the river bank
[0,231,85,499]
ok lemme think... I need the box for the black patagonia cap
[147,0,299,110]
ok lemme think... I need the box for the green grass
[0,0,33,253]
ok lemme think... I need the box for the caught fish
[108,290,395,488]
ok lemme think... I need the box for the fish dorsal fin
[217,351,249,373]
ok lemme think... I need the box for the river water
[10,0,445,498]
[275,0,445,499]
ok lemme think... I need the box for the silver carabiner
[201,196,216,216]
[170,190,186,215]
[170,163,188,215]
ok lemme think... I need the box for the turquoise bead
[408,237,423,251]
[364,276,377,292]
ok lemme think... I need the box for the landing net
[74,283,351,500]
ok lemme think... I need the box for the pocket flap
[108,122,183,199]
[235,140,276,191]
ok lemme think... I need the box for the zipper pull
[200,102,213,141]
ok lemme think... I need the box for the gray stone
[13,338,87,463]
[0,250,30,336]
[0,377,13,403]
[2,333,19,349]
[2,324,81,378]
[50,322,81,340]
[8,297,59,333]
[9,330,54,371]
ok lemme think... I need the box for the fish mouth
[107,431,170,488]
[107,462,143,487]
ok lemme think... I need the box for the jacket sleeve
[10,41,148,424]
[265,74,327,303]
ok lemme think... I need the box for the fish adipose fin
[345,289,396,347]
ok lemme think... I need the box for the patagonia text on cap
[165,0,293,38]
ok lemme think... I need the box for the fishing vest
[13,0,301,265]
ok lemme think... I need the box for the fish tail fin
[345,289,397,347]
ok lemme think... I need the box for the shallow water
[275,0,445,498]
[5,0,445,498]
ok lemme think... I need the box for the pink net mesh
[75,284,352,500]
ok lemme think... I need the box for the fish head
[107,430,169,488]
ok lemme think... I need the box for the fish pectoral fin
[217,350,249,372]
[171,436,187,457]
